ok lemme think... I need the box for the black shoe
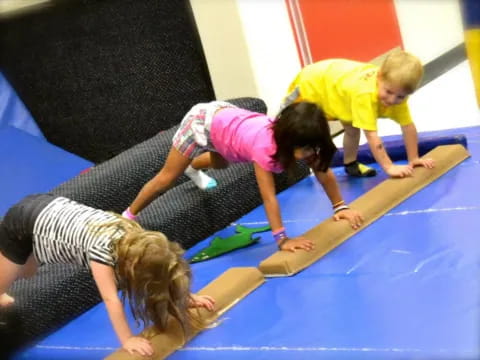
[344,161,377,177]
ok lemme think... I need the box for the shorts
[278,86,301,113]
[172,101,236,159]
[279,87,336,121]
[0,193,56,265]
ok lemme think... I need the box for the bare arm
[312,168,344,205]
[254,163,313,251]
[90,261,153,356]
[401,123,419,162]
[363,130,393,171]
[401,123,435,168]
[364,130,413,177]
[90,262,132,344]
[313,168,363,229]
[253,163,283,232]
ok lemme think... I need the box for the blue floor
[0,71,92,215]
[13,127,480,360]
[0,126,93,216]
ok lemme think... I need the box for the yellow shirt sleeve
[382,102,413,126]
[351,94,378,131]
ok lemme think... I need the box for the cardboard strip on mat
[259,144,470,277]
[106,267,264,360]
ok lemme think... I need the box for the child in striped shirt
[0,193,214,357]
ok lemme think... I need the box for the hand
[0,293,15,307]
[279,236,314,252]
[410,157,435,169]
[123,336,154,357]
[189,294,215,311]
[385,164,413,178]
[333,208,364,229]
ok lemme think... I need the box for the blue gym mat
[0,72,92,216]
[0,126,92,216]
[0,72,44,139]
[12,127,480,360]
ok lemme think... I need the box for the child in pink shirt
[124,101,363,251]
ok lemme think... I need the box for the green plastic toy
[189,224,271,263]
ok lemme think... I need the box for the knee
[151,169,181,190]
[212,161,229,170]
[20,256,38,278]
[20,266,36,279]
[211,156,229,169]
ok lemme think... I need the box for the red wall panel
[286,0,403,66]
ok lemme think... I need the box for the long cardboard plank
[259,144,470,277]
[106,267,265,360]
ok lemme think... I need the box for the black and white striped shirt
[32,197,124,268]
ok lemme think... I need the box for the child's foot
[0,293,15,307]
[185,166,217,190]
[344,161,377,177]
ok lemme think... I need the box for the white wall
[393,0,464,64]
[235,0,301,115]
[189,0,258,100]
[333,60,480,147]
[190,0,465,115]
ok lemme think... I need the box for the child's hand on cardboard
[279,236,315,252]
[386,164,413,178]
[410,157,435,169]
[189,294,215,311]
[333,208,364,229]
[123,336,154,357]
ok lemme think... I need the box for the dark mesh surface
[0,263,100,358]
[0,0,215,163]
[139,162,311,249]
[0,0,275,349]
[0,98,269,355]
[52,97,267,212]
[52,125,180,211]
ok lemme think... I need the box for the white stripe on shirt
[32,197,124,268]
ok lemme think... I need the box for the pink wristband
[122,207,137,220]
[272,227,286,236]
[272,227,288,243]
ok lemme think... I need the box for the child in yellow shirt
[283,49,434,178]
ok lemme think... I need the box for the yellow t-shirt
[287,59,413,131]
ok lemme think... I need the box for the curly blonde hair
[380,49,423,93]
[98,217,204,339]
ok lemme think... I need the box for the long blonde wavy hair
[98,216,204,339]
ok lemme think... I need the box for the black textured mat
[0,263,100,358]
[52,97,267,212]
[0,0,215,163]
[139,162,310,249]
[1,98,272,355]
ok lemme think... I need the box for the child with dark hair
[283,49,434,178]
[123,101,363,251]
[0,194,215,357]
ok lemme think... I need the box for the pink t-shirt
[210,107,283,173]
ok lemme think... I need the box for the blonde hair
[98,216,205,339]
[379,49,423,93]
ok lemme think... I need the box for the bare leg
[130,147,192,214]
[190,152,213,169]
[341,122,376,177]
[191,152,229,170]
[0,251,30,307]
[341,122,361,164]
[20,254,38,279]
